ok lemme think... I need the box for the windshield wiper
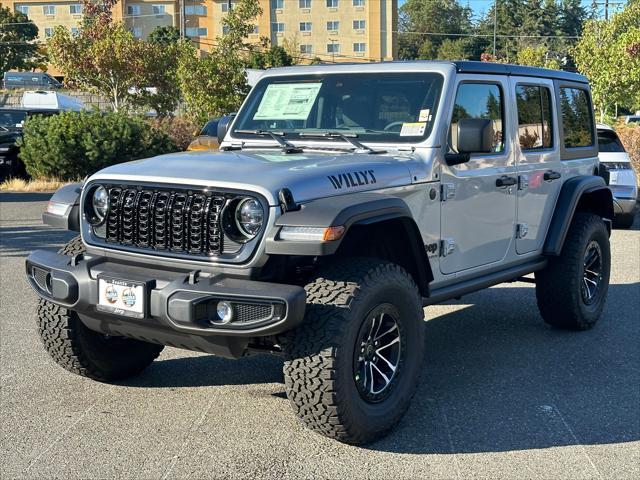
[299,131,386,154]
[0,126,9,132]
[234,129,303,154]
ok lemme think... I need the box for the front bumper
[25,249,306,357]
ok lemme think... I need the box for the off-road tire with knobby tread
[36,236,164,382]
[283,258,425,445]
[535,213,610,330]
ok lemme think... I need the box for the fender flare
[543,175,613,256]
[42,182,82,232]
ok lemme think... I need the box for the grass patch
[0,177,68,192]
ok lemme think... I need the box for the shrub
[150,116,199,151]
[19,111,178,180]
[615,124,640,184]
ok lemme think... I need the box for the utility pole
[493,0,497,58]
[596,1,623,20]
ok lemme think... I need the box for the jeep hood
[91,149,416,205]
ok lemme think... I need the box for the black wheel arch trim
[543,175,613,256]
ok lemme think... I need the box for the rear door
[511,77,562,254]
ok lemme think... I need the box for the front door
[440,78,517,274]
[511,77,563,254]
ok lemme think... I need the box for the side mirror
[217,113,237,144]
[445,118,494,166]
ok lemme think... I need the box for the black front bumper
[25,249,306,357]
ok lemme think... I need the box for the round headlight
[86,185,108,225]
[235,198,264,238]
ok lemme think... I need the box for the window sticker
[418,109,430,122]
[400,122,426,137]
[253,83,322,120]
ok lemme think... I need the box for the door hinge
[440,183,456,202]
[518,175,529,191]
[516,223,529,239]
[440,238,456,257]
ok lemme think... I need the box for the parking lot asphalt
[1,191,638,480]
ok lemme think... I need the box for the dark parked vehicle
[3,72,62,90]
[0,108,58,179]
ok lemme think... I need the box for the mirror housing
[457,118,494,154]
[217,113,237,144]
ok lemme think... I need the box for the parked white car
[597,123,638,228]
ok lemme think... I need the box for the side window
[450,83,504,153]
[516,85,553,150]
[559,87,594,148]
[597,130,626,153]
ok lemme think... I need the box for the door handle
[496,176,518,187]
[544,170,561,181]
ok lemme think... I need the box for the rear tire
[535,213,611,330]
[283,258,425,445]
[36,236,164,382]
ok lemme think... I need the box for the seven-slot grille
[103,186,226,256]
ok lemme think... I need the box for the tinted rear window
[559,87,594,148]
[597,130,626,153]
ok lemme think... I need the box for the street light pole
[493,0,497,58]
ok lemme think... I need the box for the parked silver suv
[26,62,613,445]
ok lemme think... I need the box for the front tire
[283,259,425,445]
[535,213,611,330]
[36,236,164,382]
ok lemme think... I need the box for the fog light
[216,301,234,324]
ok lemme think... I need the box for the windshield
[232,72,444,144]
[597,130,626,153]
[0,110,27,129]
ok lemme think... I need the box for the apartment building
[6,0,397,64]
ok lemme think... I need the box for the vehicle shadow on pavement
[368,282,640,454]
[0,226,75,257]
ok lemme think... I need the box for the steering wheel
[383,121,406,132]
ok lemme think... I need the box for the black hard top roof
[450,61,588,84]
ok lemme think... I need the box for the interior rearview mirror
[217,113,237,144]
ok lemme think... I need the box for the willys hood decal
[91,150,415,205]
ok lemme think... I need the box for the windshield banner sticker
[328,170,377,190]
[400,122,427,137]
[253,83,322,121]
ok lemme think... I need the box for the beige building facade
[5,0,397,70]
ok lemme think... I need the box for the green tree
[0,6,42,75]
[516,46,561,69]
[436,39,470,60]
[148,26,181,45]
[248,45,293,68]
[573,0,640,120]
[177,0,262,124]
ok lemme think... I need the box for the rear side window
[597,130,626,153]
[559,87,594,148]
[450,83,504,153]
[516,85,553,150]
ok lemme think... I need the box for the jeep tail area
[26,61,613,445]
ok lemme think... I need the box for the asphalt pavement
[1,191,638,479]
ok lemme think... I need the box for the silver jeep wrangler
[27,61,613,445]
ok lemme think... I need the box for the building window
[152,5,165,15]
[44,27,54,38]
[127,5,141,16]
[70,27,79,36]
[271,0,284,9]
[299,22,312,32]
[560,87,595,148]
[222,25,230,35]
[516,85,554,150]
[15,6,29,15]
[353,20,365,30]
[353,42,366,53]
[186,27,208,37]
[69,4,82,15]
[132,27,142,38]
[185,5,207,15]
[43,5,56,16]
[327,0,339,7]
[221,2,235,12]
[272,23,285,33]
[327,43,340,53]
[300,44,313,54]
[299,0,311,8]
[326,21,339,31]
[251,25,259,34]
[450,83,505,153]
[353,0,365,6]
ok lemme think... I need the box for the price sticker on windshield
[253,83,322,121]
[400,122,427,137]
